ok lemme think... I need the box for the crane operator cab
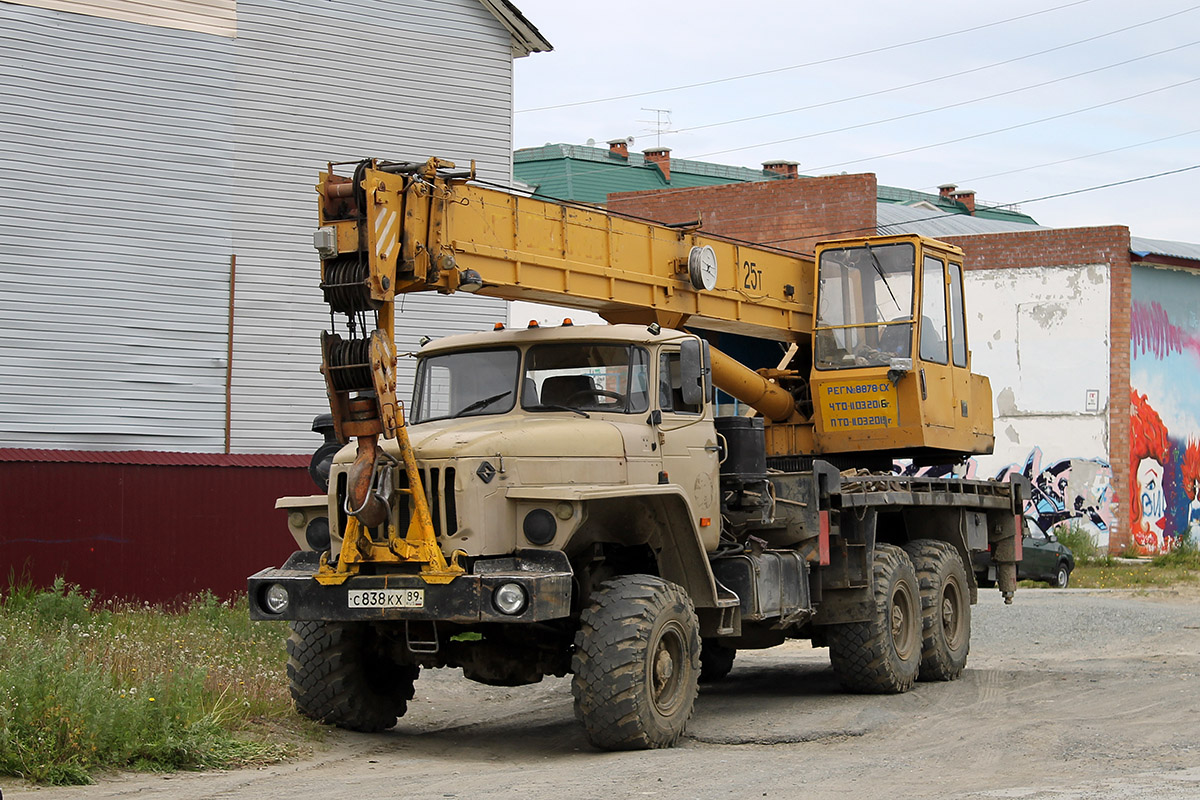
[809,234,994,462]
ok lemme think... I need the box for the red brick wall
[607,174,878,255]
[946,226,1132,550]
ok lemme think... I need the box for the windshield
[412,348,520,423]
[522,343,650,414]
[815,242,916,369]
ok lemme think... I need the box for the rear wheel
[905,539,971,681]
[699,639,736,683]
[572,575,701,750]
[287,621,417,732]
[1054,561,1071,589]
[827,544,921,694]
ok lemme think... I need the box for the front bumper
[248,549,574,623]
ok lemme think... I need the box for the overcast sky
[512,0,1198,244]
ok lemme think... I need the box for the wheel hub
[890,582,918,660]
[651,622,686,715]
[941,586,962,648]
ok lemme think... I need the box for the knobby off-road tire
[828,543,921,694]
[571,575,701,750]
[904,539,971,681]
[699,638,736,683]
[287,621,418,733]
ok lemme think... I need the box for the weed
[1054,524,1099,564]
[0,577,316,785]
[1151,542,1200,569]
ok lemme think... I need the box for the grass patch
[1018,551,1199,590]
[0,577,319,785]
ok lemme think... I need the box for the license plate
[347,588,425,609]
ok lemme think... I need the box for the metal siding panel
[229,0,513,453]
[2,0,237,38]
[0,0,520,456]
[0,7,234,452]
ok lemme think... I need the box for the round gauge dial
[688,245,719,291]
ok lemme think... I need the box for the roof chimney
[607,138,630,159]
[938,183,957,199]
[950,188,976,215]
[763,160,799,179]
[643,147,671,182]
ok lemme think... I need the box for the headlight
[305,517,331,550]
[263,583,290,614]
[493,582,528,616]
[522,508,557,545]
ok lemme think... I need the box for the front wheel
[572,575,701,750]
[827,544,921,694]
[287,621,417,732]
[1054,562,1072,588]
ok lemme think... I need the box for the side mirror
[680,338,707,407]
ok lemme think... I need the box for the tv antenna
[638,108,673,147]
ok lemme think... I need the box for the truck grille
[335,464,459,542]
[423,467,459,537]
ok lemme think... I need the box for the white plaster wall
[967,263,1111,457]
[965,264,1113,545]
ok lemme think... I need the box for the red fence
[0,450,315,604]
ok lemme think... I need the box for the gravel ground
[6,586,1199,800]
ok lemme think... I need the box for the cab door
[656,346,720,546]
[917,252,973,433]
[917,253,956,429]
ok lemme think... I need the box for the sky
[511,0,1199,244]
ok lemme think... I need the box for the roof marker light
[494,322,505,330]
[562,318,573,326]
[528,320,539,328]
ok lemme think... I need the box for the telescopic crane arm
[314,157,809,444]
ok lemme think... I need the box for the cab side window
[659,351,701,414]
[948,261,968,368]
[920,256,949,364]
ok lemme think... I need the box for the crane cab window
[948,260,968,367]
[919,256,949,365]
[659,351,702,414]
[815,242,916,369]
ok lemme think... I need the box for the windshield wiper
[525,403,589,418]
[451,391,511,418]
[865,243,901,314]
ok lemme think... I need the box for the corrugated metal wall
[229,0,511,453]
[0,456,312,602]
[0,0,511,455]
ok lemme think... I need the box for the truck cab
[321,323,722,568]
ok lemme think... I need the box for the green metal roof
[513,142,1039,226]
[876,185,1038,225]
[514,144,786,205]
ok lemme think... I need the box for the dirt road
[8,588,1200,799]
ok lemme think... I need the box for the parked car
[974,519,1075,588]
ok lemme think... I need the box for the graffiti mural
[894,447,1113,546]
[1130,264,1200,554]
